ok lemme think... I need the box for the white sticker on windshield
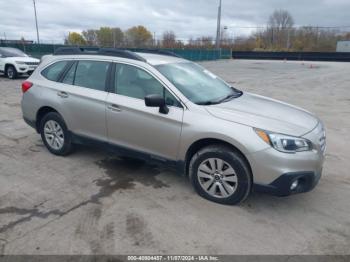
[203,70,217,79]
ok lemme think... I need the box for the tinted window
[114,64,181,107]
[74,61,109,91]
[165,89,182,107]
[62,62,77,85]
[42,61,69,82]
[0,47,28,57]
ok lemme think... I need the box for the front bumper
[16,64,38,74]
[248,121,326,196]
[254,171,322,196]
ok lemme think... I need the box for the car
[0,47,40,79]
[21,47,326,205]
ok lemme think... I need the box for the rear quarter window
[41,61,70,82]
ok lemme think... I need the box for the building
[336,41,350,52]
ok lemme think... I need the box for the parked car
[21,47,326,205]
[0,47,40,79]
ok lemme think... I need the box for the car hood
[6,56,40,62]
[205,92,319,136]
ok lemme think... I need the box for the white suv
[0,47,40,79]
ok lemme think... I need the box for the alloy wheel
[44,120,65,150]
[197,158,238,198]
[7,68,14,79]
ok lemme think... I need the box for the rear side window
[62,62,77,85]
[41,61,69,81]
[74,61,109,91]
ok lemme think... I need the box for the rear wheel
[40,112,72,156]
[189,144,252,205]
[6,65,17,79]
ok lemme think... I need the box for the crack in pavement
[0,207,64,234]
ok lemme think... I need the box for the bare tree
[162,31,176,48]
[82,29,98,46]
[268,9,294,29]
[268,9,294,49]
[200,36,214,48]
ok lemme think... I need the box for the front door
[106,63,184,161]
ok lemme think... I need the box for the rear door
[106,63,184,161]
[56,59,111,141]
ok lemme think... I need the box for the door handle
[107,104,122,112]
[57,91,69,98]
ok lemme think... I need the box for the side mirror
[145,94,169,114]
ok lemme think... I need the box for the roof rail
[133,49,181,58]
[53,47,146,62]
[99,48,146,61]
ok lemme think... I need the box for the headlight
[15,61,26,65]
[254,128,312,153]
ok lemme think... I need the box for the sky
[0,0,349,43]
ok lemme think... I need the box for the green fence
[0,43,64,58]
[0,43,231,61]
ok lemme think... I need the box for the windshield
[0,48,28,57]
[156,62,242,105]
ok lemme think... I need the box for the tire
[189,144,252,205]
[39,112,73,156]
[6,65,17,79]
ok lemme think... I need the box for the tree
[66,32,86,46]
[268,9,294,30]
[82,27,124,47]
[268,9,294,49]
[162,31,176,48]
[199,36,214,48]
[125,25,153,47]
[96,27,124,47]
[82,29,98,46]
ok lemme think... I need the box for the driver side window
[114,63,182,107]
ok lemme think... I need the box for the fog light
[290,180,299,190]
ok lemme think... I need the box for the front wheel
[6,65,17,79]
[189,145,252,205]
[40,112,73,156]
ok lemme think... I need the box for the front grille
[25,62,39,66]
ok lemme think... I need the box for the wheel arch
[5,63,16,73]
[35,106,60,132]
[183,138,253,181]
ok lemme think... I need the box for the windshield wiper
[196,100,220,105]
[216,89,243,104]
[196,87,243,106]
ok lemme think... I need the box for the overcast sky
[1,0,349,43]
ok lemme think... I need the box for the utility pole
[33,0,40,44]
[215,0,222,49]
[286,28,290,49]
[113,29,116,48]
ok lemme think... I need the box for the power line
[226,25,350,29]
